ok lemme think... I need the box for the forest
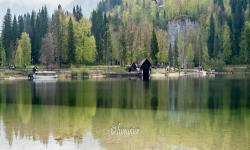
[0,0,250,70]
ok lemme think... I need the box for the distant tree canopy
[90,0,250,68]
[1,5,96,68]
[1,0,250,69]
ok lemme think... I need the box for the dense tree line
[1,0,250,70]
[0,5,96,68]
[90,0,250,69]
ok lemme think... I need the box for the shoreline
[0,68,249,81]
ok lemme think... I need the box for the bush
[211,56,225,72]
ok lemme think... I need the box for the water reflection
[0,78,249,150]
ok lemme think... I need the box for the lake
[0,76,249,150]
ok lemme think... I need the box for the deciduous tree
[15,32,31,67]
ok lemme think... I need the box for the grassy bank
[0,65,249,80]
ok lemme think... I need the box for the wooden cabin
[139,59,152,80]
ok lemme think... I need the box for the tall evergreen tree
[168,44,173,66]
[91,9,104,64]
[230,0,245,57]
[68,17,76,64]
[150,29,159,64]
[1,8,12,63]
[73,5,83,21]
[103,13,112,64]
[174,37,179,67]
[18,15,24,38]
[23,13,31,34]
[40,6,49,36]
[32,6,49,64]
[12,15,18,45]
[30,11,36,64]
[208,14,215,58]
[222,24,232,64]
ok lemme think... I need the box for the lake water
[0,76,249,150]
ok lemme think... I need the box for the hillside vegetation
[91,0,250,70]
[0,0,250,71]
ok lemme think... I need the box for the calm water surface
[0,76,249,150]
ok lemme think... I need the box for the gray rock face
[167,16,199,48]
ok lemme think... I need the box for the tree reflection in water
[0,78,249,150]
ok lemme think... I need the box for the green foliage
[12,15,18,46]
[211,53,225,72]
[208,14,215,58]
[240,21,250,64]
[68,17,76,64]
[51,6,64,66]
[222,24,232,64]
[1,8,12,63]
[119,29,127,66]
[83,36,96,64]
[150,29,159,64]
[156,30,168,64]
[230,0,246,56]
[73,5,83,21]
[15,32,31,67]
[75,19,96,64]
[18,15,24,38]
[186,43,194,68]
[2,0,250,69]
[0,37,6,66]
[40,33,55,67]
[174,37,179,67]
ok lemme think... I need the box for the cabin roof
[139,59,152,69]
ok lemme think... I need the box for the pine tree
[12,15,18,46]
[30,11,36,64]
[208,14,215,58]
[91,5,106,64]
[68,17,76,64]
[150,29,159,64]
[73,5,83,21]
[230,0,245,57]
[222,24,232,64]
[18,15,24,38]
[168,43,173,66]
[174,37,179,67]
[1,8,12,63]
[40,6,49,36]
[103,13,112,64]
[23,13,31,34]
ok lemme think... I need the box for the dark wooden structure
[129,63,137,72]
[139,59,152,80]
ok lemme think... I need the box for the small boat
[199,70,207,76]
[32,71,58,80]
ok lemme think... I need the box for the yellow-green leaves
[15,32,31,67]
